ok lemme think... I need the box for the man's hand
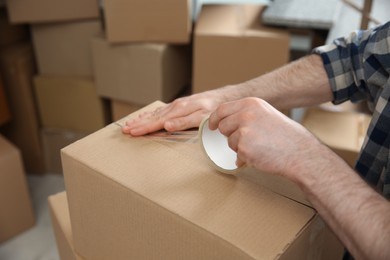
[208,97,322,179]
[121,90,227,136]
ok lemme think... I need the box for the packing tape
[199,117,242,174]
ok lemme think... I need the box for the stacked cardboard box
[93,0,193,120]
[31,20,101,77]
[6,0,99,23]
[10,6,108,174]
[0,43,45,173]
[41,128,88,174]
[103,0,192,44]
[0,134,35,243]
[91,35,191,105]
[54,101,344,259]
[193,5,290,93]
[48,192,83,260]
[302,107,371,167]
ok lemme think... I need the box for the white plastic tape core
[199,117,239,174]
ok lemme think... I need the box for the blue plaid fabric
[313,21,390,199]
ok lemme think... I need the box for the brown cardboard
[104,0,192,43]
[91,35,191,105]
[48,192,84,260]
[0,134,35,243]
[193,5,290,93]
[111,99,143,122]
[41,128,88,174]
[31,19,101,77]
[62,101,341,260]
[302,108,371,167]
[0,8,28,47]
[33,75,108,133]
[0,74,10,126]
[0,43,45,174]
[5,0,99,24]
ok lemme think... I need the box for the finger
[236,157,245,168]
[217,113,241,137]
[124,119,164,136]
[235,146,246,168]
[164,110,210,132]
[208,100,243,130]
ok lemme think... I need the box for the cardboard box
[92,35,191,105]
[48,192,85,260]
[32,19,101,76]
[0,134,35,243]
[104,0,192,43]
[62,101,342,260]
[41,128,88,174]
[111,99,143,122]
[302,108,371,167]
[0,74,10,126]
[5,0,99,24]
[0,8,28,47]
[193,5,290,93]
[34,75,108,133]
[0,43,45,174]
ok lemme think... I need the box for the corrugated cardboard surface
[193,5,290,93]
[41,128,88,174]
[92,36,191,104]
[302,108,371,167]
[5,0,99,23]
[48,192,85,260]
[0,43,45,174]
[32,19,101,76]
[104,0,192,43]
[0,134,35,243]
[61,101,337,260]
[0,74,10,126]
[111,99,142,122]
[34,75,108,133]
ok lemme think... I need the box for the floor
[0,174,65,260]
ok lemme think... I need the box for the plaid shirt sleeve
[312,21,390,107]
[313,22,390,199]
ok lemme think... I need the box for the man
[122,21,390,259]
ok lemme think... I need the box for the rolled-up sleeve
[313,21,390,105]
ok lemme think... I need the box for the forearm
[218,54,334,109]
[292,143,390,260]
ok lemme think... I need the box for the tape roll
[199,117,241,174]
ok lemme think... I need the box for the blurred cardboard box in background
[0,43,45,174]
[302,107,371,167]
[104,0,192,43]
[32,19,101,76]
[41,128,88,174]
[0,134,35,243]
[92,35,191,105]
[6,0,99,24]
[111,99,142,122]
[34,75,109,133]
[193,4,290,93]
[0,8,28,47]
[62,101,343,260]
